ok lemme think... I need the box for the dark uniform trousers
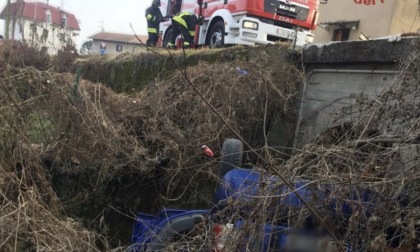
[146,6,163,47]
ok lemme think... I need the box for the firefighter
[167,12,203,49]
[145,0,163,47]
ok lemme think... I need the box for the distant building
[314,0,420,42]
[89,31,147,55]
[0,0,80,55]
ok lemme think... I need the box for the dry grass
[131,42,420,252]
[0,44,301,250]
[1,39,417,251]
[0,66,148,250]
[265,41,420,251]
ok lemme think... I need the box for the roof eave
[91,38,143,45]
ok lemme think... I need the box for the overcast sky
[0,0,152,48]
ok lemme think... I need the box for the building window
[30,23,37,33]
[116,44,123,52]
[41,28,49,42]
[61,14,67,28]
[46,11,52,24]
[332,28,350,41]
[58,32,66,42]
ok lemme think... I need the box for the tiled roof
[0,1,80,31]
[89,32,148,45]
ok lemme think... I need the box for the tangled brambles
[152,42,420,252]
[0,45,301,249]
[0,69,115,250]
[3,41,417,250]
[272,41,420,250]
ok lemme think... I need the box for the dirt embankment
[76,46,298,93]
[0,44,301,250]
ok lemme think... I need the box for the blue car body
[215,169,377,217]
[131,168,373,251]
[131,209,209,251]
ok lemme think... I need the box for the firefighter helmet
[152,0,161,7]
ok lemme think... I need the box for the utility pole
[5,0,11,39]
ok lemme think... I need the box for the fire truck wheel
[208,21,225,49]
[218,138,243,179]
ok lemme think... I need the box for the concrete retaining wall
[292,37,419,149]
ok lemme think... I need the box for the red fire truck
[159,0,319,48]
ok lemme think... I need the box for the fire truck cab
[159,0,319,48]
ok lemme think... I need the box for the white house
[0,0,80,55]
[89,32,147,55]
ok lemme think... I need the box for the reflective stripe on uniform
[146,14,153,20]
[179,12,192,18]
[173,13,188,28]
[148,28,157,33]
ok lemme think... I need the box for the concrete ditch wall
[76,46,289,93]
[292,37,420,149]
[77,38,420,153]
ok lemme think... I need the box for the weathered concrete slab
[292,37,419,149]
[293,69,398,149]
[303,37,419,64]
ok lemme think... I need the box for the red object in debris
[213,224,224,252]
[201,145,214,157]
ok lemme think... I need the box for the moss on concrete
[76,45,293,93]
